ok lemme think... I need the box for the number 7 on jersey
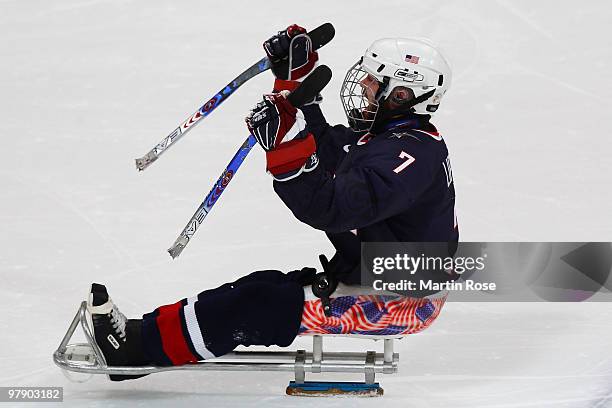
[393,151,416,174]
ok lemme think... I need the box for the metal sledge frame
[53,302,399,394]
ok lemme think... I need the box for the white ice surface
[1,0,612,406]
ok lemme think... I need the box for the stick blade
[309,23,335,51]
[167,236,188,259]
[287,65,332,107]
[286,381,383,397]
[135,151,159,171]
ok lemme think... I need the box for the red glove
[245,92,318,181]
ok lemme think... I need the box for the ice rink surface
[1,0,612,406]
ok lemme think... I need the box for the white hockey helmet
[340,38,452,131]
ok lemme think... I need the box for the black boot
[87,283,150,381]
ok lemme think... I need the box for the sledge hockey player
[87,25,457,381]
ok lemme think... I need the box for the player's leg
[141,268,315,366]
[88,268,316,381]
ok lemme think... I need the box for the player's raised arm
[262,24,357,173]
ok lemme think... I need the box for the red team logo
[207,170,234,207]
[203,97,217,112]
[221,170,233,187]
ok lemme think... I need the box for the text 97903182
[0,387,63,402]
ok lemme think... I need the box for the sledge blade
[286,381,383,397]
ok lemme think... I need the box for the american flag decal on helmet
[405,54,420,64]
[299,294,446,336]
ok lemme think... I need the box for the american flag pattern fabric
[405,54,420,64]
[299,294,446,336]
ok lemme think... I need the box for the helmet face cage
[340,61,380,131]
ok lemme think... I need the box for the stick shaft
[167,135,257,258]
[135,59,269,171]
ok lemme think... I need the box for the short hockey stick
[135,23,335,171]
[167,65,333,258]
[167,134,256,259]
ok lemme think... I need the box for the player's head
[340,38,452,131]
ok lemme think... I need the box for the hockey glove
[246,92,318,181]
[264,24,320,100]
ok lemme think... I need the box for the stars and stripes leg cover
[141,269,315,366]
[299,294,447,336]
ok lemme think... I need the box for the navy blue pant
[141,268,316,366]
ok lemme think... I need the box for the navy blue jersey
[274,104,458,283]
